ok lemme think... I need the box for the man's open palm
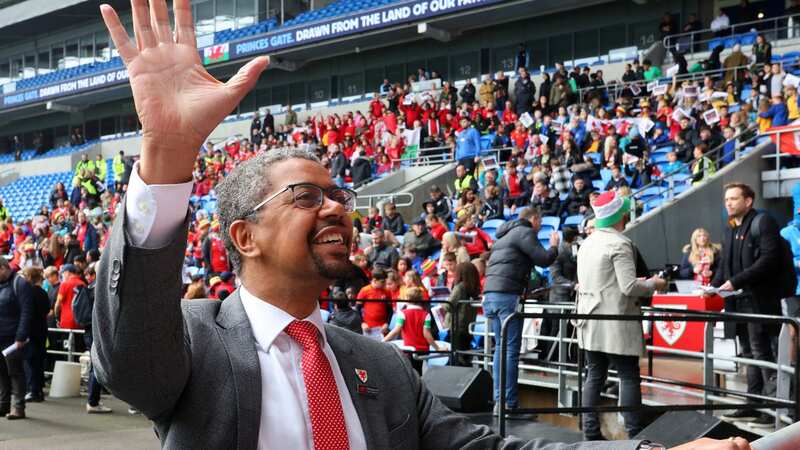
[100,0,268,183]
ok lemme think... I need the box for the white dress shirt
[124,163,367,449]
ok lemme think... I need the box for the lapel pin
[355,368,368,384]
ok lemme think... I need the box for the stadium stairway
[624,138,791,271]
[354,161,457,221]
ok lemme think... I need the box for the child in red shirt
[382,287,441,374]
[356,269,392,339]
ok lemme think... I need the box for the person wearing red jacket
[369,95,384,118]
[502,101,518,124]
[458,215,493,257]
[202,224,229,276]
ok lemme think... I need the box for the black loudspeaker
[422,366,492,413]
[634,411,760,448]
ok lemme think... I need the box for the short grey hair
[216,147,321,274]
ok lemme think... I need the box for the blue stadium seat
[540,216,560,232]
[482,219,506,230]
[707,38,723,51]
[591,180,605,191]
[563,215,583,228]
[739,32,757,46]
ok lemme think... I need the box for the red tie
[284,320,350,450]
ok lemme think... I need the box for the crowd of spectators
[3,18,800,418]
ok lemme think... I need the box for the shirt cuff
[124,161,194,249]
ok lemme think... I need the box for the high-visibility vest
[81,178,97,196]
[96,160,107,183]
[112,155,125,179]
[454,174,474,194]
[75,160,91,175]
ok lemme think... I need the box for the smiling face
[233,158,354,282]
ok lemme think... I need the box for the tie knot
[284,320,320,350]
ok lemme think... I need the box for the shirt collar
[238,284,327,352]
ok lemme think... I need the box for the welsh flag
[203,43,230,65]
[768,123,800,155]
[402,127,421,159]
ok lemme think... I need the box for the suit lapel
[326,326,379,449]
[216,291,262,450]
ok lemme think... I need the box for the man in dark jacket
[20,267,49,403]
[549,227,579,303]
[366,228,399,270]
[712,183,789,425]
[426,185,452,221]
[514,67,536,116]
[350,152,372,188]
[250,112,262,146]
[0,258,34,419]
[484,207,559,414]
[382,203,405,236]
[328,145,349,187]
[560,178,592,217]
[329,292,363,334]
[529,180,561,217]
[459,79,476,105]
[402,218,441,259]
[261,108,275,136]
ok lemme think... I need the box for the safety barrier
[628,123,760,221]
[45,327,86,375]
[663,13,800,56]
[488,304,800,436]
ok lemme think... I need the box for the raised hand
[100,0,269,184]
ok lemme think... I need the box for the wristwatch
[638,442,667,450]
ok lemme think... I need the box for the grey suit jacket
[92,205,642,449]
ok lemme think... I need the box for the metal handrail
[628,123,760,219]
[44,327,87,376]
[391,146,510,168]
[576,63,753,105]
[354,192,415,212]
[578,64,753,103]
[663,13,800,52]
[757,126,798,197]
[495,309,800,437]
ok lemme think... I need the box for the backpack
[71,282,94,328]
[751,213,798,299]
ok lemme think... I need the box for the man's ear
[229,220,261,263]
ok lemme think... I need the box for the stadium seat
[707,38,723,51]
[540,216,560,232]
[563,215,583,228]
[592,180,605,191]
[482,219,506,230]
[739,32,757,46]
[652,153,670,164]
[600,169,612,184]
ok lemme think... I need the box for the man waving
[91,1,751,449]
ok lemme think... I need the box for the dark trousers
[458,157,477,176]
[736,300,777,396]
[83,332,103,407]
[23,335,47,398]
[408,351,427,375]
[0,337,25,411]
[581,350,642,439]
